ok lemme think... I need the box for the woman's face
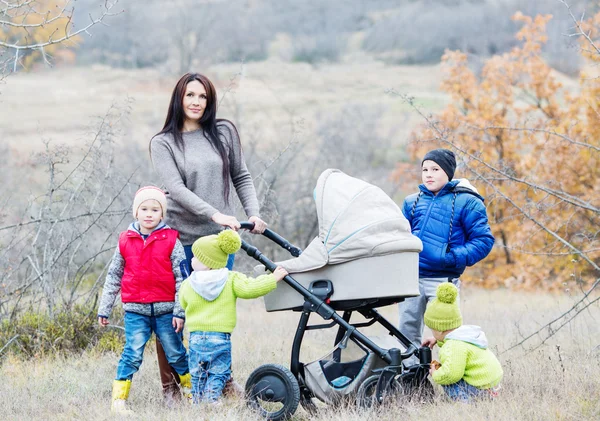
[182,80,207,124]
[422,160,449,194]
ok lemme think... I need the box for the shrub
[0,305,124,358]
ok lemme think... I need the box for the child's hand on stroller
[422,337,437,348]
[98,316,109,327]
[211,212,241,231]
[272,266,288,282]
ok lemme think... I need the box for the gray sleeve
[221,122,261,218]
[150,136,219,218]
[97,245,125,318]
[171,239,186,319]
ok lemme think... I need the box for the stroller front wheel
[245,364,300,420]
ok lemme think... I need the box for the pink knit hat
[132,186,167,218]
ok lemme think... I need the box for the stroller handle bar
[239,222,303,257]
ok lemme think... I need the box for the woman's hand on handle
[248,216,267,234]
[211,212,241,231]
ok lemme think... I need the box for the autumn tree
[0,0,119,73]
[392,4,600,345]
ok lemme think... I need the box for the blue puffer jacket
[402,179,494,278]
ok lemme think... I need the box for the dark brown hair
[152,73,240,203]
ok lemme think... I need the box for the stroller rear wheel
[396,370,435,402]
[245,364,300,420]
[356,374,395,408]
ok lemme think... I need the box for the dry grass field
[1,287,598,420]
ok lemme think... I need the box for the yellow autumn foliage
[397,13,600,291]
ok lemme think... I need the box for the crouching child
[422,283,503,402]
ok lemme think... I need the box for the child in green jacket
[179,230,288,403]
[422,283,503,402]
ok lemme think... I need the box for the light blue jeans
[188,331,232,403]
[116,312,188,381]
[443,379,490,402]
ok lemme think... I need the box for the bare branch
[0,0,121,51]
[481,125,600,154]
[0,335,20,357]
[559,0,600,56]
[0,0,70,28]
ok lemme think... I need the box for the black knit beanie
[422,149,456,180]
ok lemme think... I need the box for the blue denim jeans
[116,312,188,381]
[443,379,488,402]
[188,331,232,403]
[183,245,234,273]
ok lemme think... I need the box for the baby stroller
[241,169,433,420]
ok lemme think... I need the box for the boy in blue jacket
[399,149,494,346]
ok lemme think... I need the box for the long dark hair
[151,73,238,203]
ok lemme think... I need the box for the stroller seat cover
[276,237,329,273]
[277,169,422,274]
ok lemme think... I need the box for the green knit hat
[424,283,463,331]
[191,230,241,269]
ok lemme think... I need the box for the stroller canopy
[278,169,422,273]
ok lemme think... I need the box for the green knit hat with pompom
[191,230,241,269]
[424,283,463,331]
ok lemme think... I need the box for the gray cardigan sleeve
[150,136,220,218]
[220,122,261,218]
[97,245,125,318]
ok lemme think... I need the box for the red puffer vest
[118,228,179,303]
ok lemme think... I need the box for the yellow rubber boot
[111,380,134,414]
[178,373,193,402]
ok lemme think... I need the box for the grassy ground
[1,287,599,420]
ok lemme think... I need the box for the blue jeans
[443,379,488,402]
[188,331,232,403]
[116,312,188,381]
[183,245,235,274]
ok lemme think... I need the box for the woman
[150,73,267,403]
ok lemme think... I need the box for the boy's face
[136,199,163,233]
[422,160,449,194]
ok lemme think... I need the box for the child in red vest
[98,186,191,413]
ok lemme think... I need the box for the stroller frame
[240,223,432,420]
